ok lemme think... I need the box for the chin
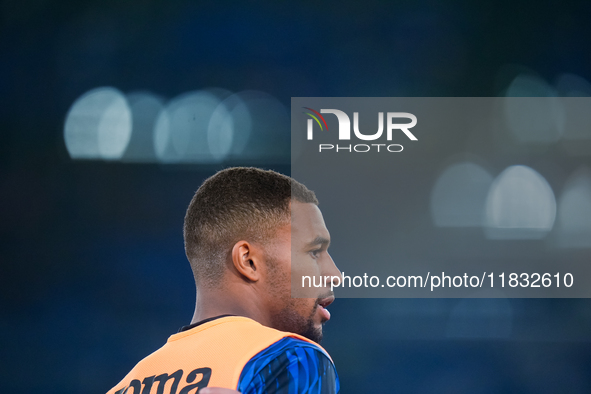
[302,325,323,344]
[271,302,324,343]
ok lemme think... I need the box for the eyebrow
[306,236,330,249]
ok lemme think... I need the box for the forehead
[290,201,329,242]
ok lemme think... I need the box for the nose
[324,252,341,287]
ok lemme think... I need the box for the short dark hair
[184,167,318,287]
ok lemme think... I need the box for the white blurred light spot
[559,95,591,156]
[504,74,564,144]
[430,162,493,227]
[555,168,591,248]
[208,93,250,160]
[154,90,225,163]
[64,87,131,160]
[208,90,290,162]
[485,165,556,239]
[555,74,591,156]
[207,114,234,161]
[555,73,591,97]
[153,108,172,162]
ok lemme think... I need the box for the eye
[310,249,322,259]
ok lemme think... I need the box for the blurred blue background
[1,1,591,393]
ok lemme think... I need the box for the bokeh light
[484,165,556,239]
[64,87,132,160]
[208,91,250,159]
[153,106,173,162]
[154,90,227,163]
[430,161,493,227]
[555,167,591,248]
[63,87,290,164]
[555,73,591,97]
[503,74,564,144]
[560,101,591,157]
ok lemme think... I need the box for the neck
[190,284,271,326]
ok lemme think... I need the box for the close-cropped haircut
[184,167,318,287]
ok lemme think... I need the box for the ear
[231,240,262,282]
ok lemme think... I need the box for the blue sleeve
[237,337,340,394]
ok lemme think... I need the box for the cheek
[265,260,292,310]
[293,296,317,313]
[273,271,317,315]
[290,255,323,298]
[291,251,323,280]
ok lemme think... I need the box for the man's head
[184,167,340,342]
